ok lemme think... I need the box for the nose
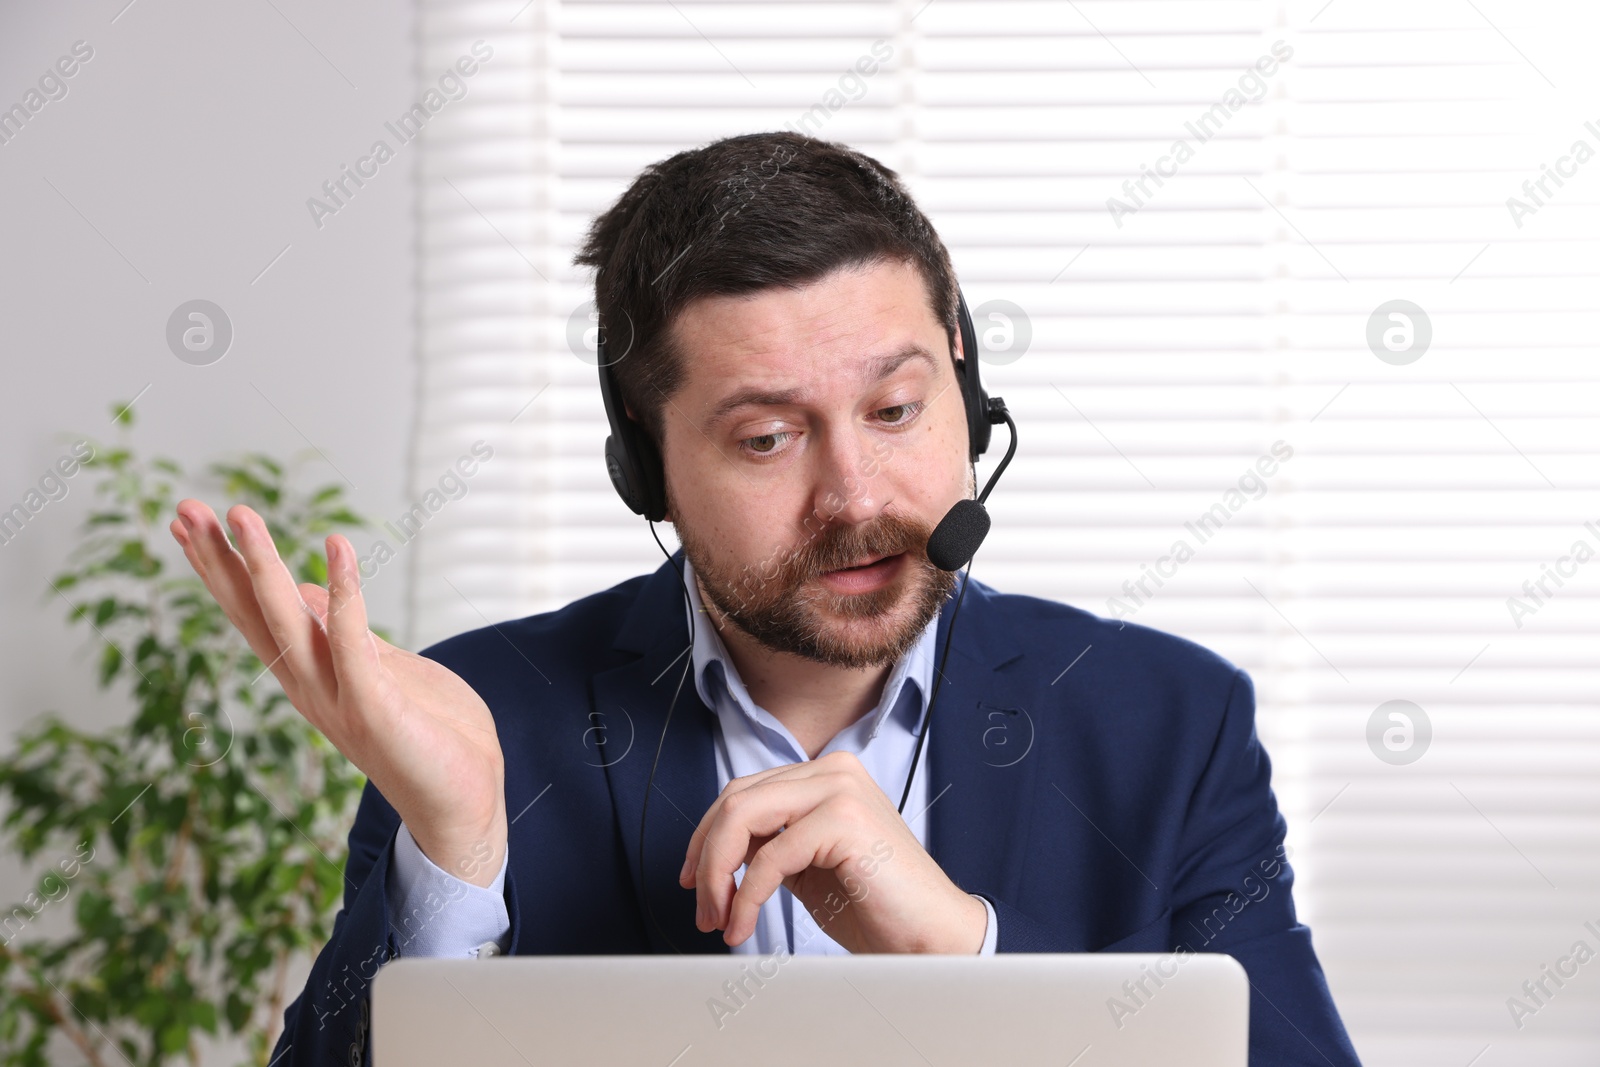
[811,422,886,529]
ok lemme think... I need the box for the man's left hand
[678,750,988,954]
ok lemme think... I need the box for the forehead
[669,260,944,401]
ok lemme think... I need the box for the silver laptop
[372,952,1247,1065]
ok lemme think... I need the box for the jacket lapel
[924,574,1042,913]
[597,555,1037,954]
[595,557,731,954]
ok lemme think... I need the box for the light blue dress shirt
[386,556,997,959]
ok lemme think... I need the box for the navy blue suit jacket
[271,554,1362,1066]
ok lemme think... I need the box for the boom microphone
[927,500,991,572]
[926,400,1017,572]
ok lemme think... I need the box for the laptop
[372,952,1248,1065]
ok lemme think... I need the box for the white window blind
[408,2,1600,1064]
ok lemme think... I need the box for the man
[170,132,1361,1065]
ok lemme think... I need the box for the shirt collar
[678,554,940,744]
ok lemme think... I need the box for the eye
[873,400,924,426]
[738,430,795,459]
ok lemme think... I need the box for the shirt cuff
[386,821,511,958]
[972,893,998,955]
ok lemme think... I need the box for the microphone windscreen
[927,499,990,571]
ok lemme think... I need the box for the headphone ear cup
[606,425,668,522]
[632,428,668,522]
[955,288,992,461]
[605,434,644,517]
[598,326,668,520]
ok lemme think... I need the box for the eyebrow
[705,345,936,430]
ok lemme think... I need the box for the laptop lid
[372,952,1248,1066]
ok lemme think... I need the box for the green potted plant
[0,406,371,1067]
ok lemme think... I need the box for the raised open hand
[171,500,506,887]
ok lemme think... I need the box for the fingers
[726,819,834,946]
[324,533,379,698]
[171,500,337,705]
[693,777,843,938]
[222,505,327,692]
[171,500,288,677]
[299,583,330,622]
[680,762,813,887]
[681,752,867,886]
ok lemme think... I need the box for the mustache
[787,512,931,579]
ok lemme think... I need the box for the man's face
[656,258,970,669]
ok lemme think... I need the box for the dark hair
[573,131,959,447]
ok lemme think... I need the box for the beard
[674,505,959,671]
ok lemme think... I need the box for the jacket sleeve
[1164,668,1361,1065]
[267,780,525,1066]
[981,668,1362,1067]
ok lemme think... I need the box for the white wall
[0,0,416,1056]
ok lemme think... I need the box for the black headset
[597,289,998,521]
